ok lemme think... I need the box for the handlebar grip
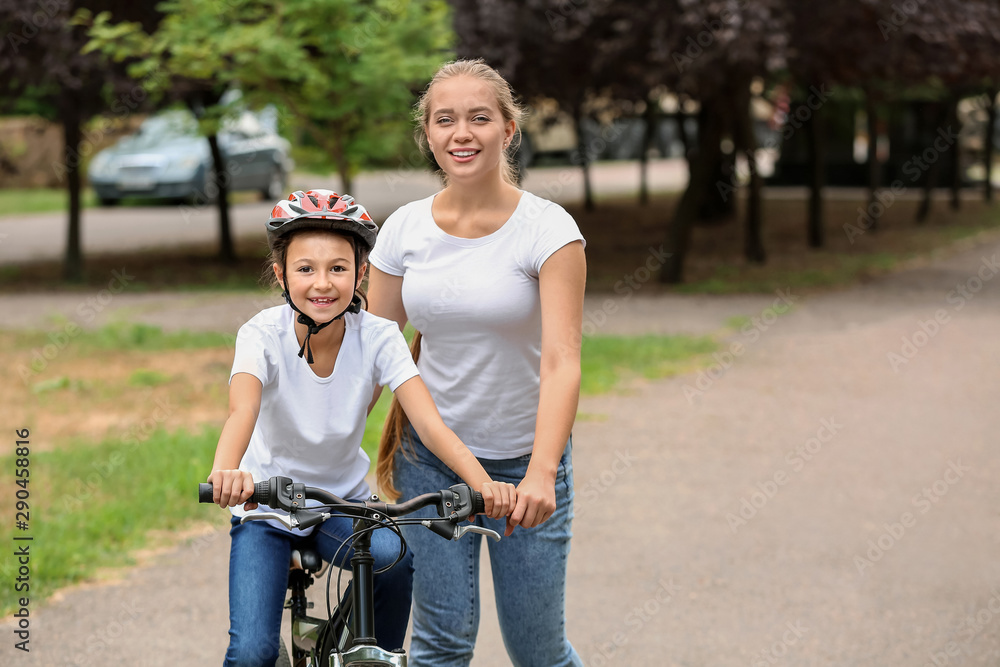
[198,483,214,503]
[249,479,271,506]
[472,492,485,515]
[198,480,272,506]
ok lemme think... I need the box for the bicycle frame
[199,476,498,667]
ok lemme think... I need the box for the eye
[435,116,453,125]
[296,265,313,273]
[473,115,491,123]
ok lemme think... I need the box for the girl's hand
[207,469,257,510]
[479,481,517,520]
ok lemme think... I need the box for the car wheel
[262,168,286,200]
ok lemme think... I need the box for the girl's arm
[393,376,516,520]
[367,267,408,413]
[207,372,263,509]
[509,240,586,533]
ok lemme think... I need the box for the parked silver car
[88,109,293,205]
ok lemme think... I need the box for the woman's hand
[207,469,257,510]
[479,481,517,520]
[507,469,557,536]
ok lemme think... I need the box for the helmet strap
[281,279,362,364]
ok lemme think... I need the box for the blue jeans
[223,513,413,666]
[396,429,582,667]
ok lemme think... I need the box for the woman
[368,59,586,666]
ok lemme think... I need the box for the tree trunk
[699,138,736,223]
[62,100,83,282]
[916,102,948,223]
[573,106,594,212]
[334,134,354,194]
[949,96,961,210]
[865,92,881,232]
[732,79,765,263]
[639,93,658,206]
[207,134,235,263]
[661,100,724,284]
[984,91,996,203]
[805,99,825,248]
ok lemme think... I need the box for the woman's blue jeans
[223,512,413,666]
[395,429,583,667]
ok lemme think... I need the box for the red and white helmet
[267,189,378,251]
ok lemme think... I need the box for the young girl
[207,188,517,666]
[369,60,586,666]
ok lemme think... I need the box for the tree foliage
[87,0,453,193]
[0,0,161,280]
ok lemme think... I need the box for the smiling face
[273,230,366,323]
[425,75,516,185]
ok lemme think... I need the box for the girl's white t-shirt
[229,306,418,528]
[369,191,585,459]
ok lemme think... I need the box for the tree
[87,0,452,197]
[0,0,161,281]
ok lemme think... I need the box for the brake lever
[456,525,501,541]
[242,511,298,529]
[240,510,329,531]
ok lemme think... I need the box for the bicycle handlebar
[198,476,495,541]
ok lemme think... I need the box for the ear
[356,261,368,285]
[272,262,284,285]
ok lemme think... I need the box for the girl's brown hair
[376,331,422,500]
[413,58,525,187]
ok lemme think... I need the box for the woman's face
[425,75,515,185]
[274,231,364,323]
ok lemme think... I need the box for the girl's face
[425,75,515,184]
[273,231,365,323]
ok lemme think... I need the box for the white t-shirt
[229,306,419,529]
[369,191,585,459]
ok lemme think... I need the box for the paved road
[3,230,1000,665]
[0,160,690,265]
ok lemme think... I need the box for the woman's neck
[441,174,519,212]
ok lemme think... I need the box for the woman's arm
[393,376,516,519]
[367,266,409,413]
[509,240,586,532]
[207,372,263,509]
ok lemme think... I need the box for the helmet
[267,189,378,252]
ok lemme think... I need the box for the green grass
[7,321,235,353]
[0,187,101,214]
[580,333,718,394]
[674,252,903,294]
[128,369,172,387]
[0,426,221,615]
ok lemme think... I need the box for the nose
[314,270,333,290]
[453,120,473,142]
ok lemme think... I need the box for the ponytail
[376,330,422,500]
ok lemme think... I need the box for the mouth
[308,297,337,307]
[449,149,480,160]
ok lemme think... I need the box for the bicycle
[199,475,501,667]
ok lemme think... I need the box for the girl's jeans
[223,512,413,666]
[396,429,583,667]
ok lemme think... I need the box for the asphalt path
[0,160,690,265]
[2,228,1000,665]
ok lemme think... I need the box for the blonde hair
[414,58,525,186]
[376,331,422,500]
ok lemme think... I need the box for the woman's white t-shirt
[229,306,418,528]
[369,191,585,459]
